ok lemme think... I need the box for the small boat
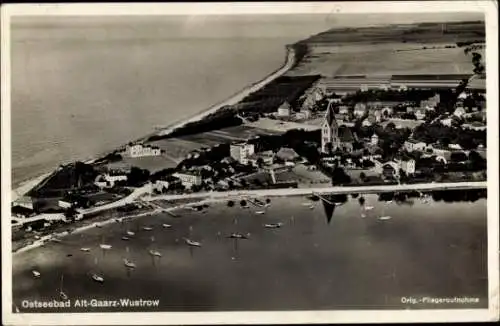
[123,259,136,269]
[364,206,374,210]
[66,254,73,257]
[228,233,249,239]
[255,211,265,215]
[334,202,344,206]
[361,213,366,218]
[91,273,104,283]
[302,202,312,206]
[378,216,393,221]
[80,247,91,252]
[149,249,162,257]
[126,231,135,236]
[121,236,130,241]
[264,223,283,229]
[50,238,62,243]
[308,205,315,209]
[184,238,202,247]
[32,270,41,278]
[95,223,102,228]
[142,226,153,231]
[162,224,172,228]
[386,201,393,204]
[59,275,68,300]
[99,244,112,250]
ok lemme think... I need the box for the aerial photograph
[7,10,490,315]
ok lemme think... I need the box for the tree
[468,150,486,171]
[360,172,367,181]
[227,200,235,207]
[385,122,396,132]
[331,167,352,185]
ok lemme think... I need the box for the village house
[462,121,487,131]
[338,105,350,115]
[362,114,377,127]
[440,116,456,127]
[94,172,128,188]
[295,108,312,120]
[394,158,416,175]
[453,107,467,118]
[420,94,440,109]
[448,143,463,150]
[372,159,401,179]
[277,101,292,117]
[370,133,379,146]
[230,142,255,165]
[415,108,426,120]
[125,143,162,158]
[354,103,367,117]
[404,139,427,152]
[153,175,181,192]
[248,150,275,167]
[173,171,202,189]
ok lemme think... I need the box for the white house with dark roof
[126,143,162,158]
[404,139,427,152]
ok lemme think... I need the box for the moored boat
[92,273,104,283]
[184,238,202,247]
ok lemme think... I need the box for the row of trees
[412,122,486,150]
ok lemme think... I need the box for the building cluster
[125,143,162,158]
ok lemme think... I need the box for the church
[321,101,340,153]
[321,101,355,153]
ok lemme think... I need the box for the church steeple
[321,100,340,153]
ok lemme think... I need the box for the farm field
[288,46,476,77]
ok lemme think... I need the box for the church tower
[321,100,339,153]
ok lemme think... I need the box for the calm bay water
[12,195,487,312]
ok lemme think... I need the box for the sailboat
[162,224,172,228]
[80,247,91,252]
[148,236,162,257]
[91,257,104,283]
[264,222,283,229]
[99,235,112,250]
[377,202,392,221]
[126,230,135,236]
[92,274,104,283]
[227,232,250,239]
[255,210,265,215]
[184,238,202,247]
[59,274,68,300]
[123,247,136,268]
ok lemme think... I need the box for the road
[142,181,487,203]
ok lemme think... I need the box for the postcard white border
[2,1,499,325]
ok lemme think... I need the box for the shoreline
[12,181,487,255]
[10,46,297,200]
